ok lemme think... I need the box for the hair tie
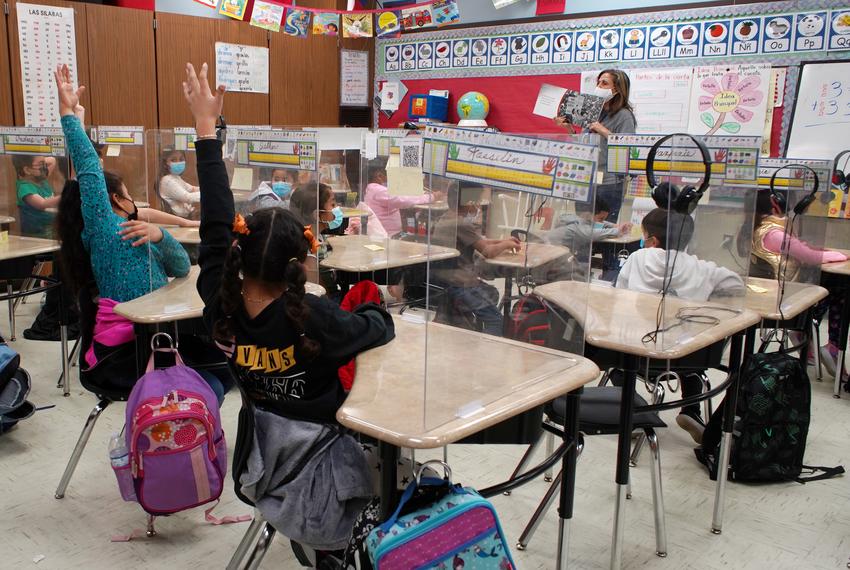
[233,214,250,236]
[299,333,305,337]
[303,226,320,255]
[289,257,298,263]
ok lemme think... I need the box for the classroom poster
[193,0,217,9]
[687,63,770,137]
[283,8,310,37]
[376,10,401,39]
[400,5,434,31]
[313,13,340,36]
[340,50,370,106]
[342,14,373,38]
[218,0,248,21]
[16,3,78,128]
[214,42,269,94]
[432,0,460,27]
[249,1,284,32]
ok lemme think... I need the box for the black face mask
[116,197,138,221]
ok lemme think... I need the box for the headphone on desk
[768,163,820,216]
[646,133,712,215]
[832,149,850,192]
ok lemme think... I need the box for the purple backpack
[122,339,226,516]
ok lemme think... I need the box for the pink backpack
[122,337,227,516]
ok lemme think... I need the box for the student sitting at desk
[743,189,848,377]
[13,154,61,238]
[184,62,393,554]
[248,167,297,211]
[546,197,632,262]
[617,207,745,442]
[51,65,230,400]
[431,182,520,336]
[158,149,200,218]
[289,182,342,292]
[363,157,436,237]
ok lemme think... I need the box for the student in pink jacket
[363,157,440,236]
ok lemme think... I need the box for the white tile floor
[1,300,849,569]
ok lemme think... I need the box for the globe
[457,91,490,126]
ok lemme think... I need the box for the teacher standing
[555,69,636,223]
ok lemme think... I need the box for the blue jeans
[446,283,503,336]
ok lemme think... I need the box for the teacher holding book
[555,69,636,225]
[556,69,636,279]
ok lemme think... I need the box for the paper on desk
[386,166,424,197]
[231,167,254,191]
[532,83,566,119]
[747,283,768,293]
[106,145,121,157]
[363,244,385,251]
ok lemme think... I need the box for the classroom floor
[1,299,849,570]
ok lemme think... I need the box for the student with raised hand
[184,61,392,555]
[51,64,223,395]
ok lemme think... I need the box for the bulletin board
[375,0,850,155]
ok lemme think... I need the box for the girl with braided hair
[185,62,394,422]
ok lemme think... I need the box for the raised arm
[54,65,113,236]
[182,62,231,307]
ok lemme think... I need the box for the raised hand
[182,62,225,137]
[53,64,85,118]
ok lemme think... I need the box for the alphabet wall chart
[381,7,850,74]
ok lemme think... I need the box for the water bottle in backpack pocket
[123,333,227,516]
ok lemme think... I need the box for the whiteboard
[786,61,850,160]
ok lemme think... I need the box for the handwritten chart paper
[215,42,269,94]
[340,50,370,107]
[687,63,770,137]
[17,3,77,127]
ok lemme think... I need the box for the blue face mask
[326,206,343,230]
[169,161,186,176]
[639,238,645,248]
[272,181,292,198]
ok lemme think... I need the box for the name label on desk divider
[106,145,121,157]
[456,401,484,419]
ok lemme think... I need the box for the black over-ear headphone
[769,163,820,216]
[832,149,850,192]
[646,133,712,215]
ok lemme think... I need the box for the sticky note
[231,167,254,191]
[747,284,768,293]
[106,145,121,157]
[363,244,385,251]
[386,166,424,197]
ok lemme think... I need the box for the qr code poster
[400,138,423,168]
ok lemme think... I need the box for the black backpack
[0,339,35,434]
[701,351,843,483]
[509,295,552,346]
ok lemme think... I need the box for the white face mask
[593,86,614,100]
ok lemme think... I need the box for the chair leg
[443,446,448,464]
[646,429,667,558]
[55,399,110,499]
[505,433,547,496]
[700,374,713,422]
[544,431,555,482]
[629,433,646,467]
[227,514,266,570]
[60,324,70,396]
[597,368,611,387]
[244,522,276,570]
[7,283,16,341]
[813,320,823,381]
[146,515,157,537]
[517,469,563,550]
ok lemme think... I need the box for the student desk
[159,226,201,245]
[483,243,571,327]
[532,281,760,569]
[0,236,70,393]
[339,316,600,568]
[321,234,459,273]
[115,266,325,370]
[743,277,828,322]
[822,250,850,397]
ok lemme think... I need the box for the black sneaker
[23,322,80,342]
[676,410,706,444]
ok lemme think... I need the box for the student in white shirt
[158,149,200,218]
[616,207,745,442]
